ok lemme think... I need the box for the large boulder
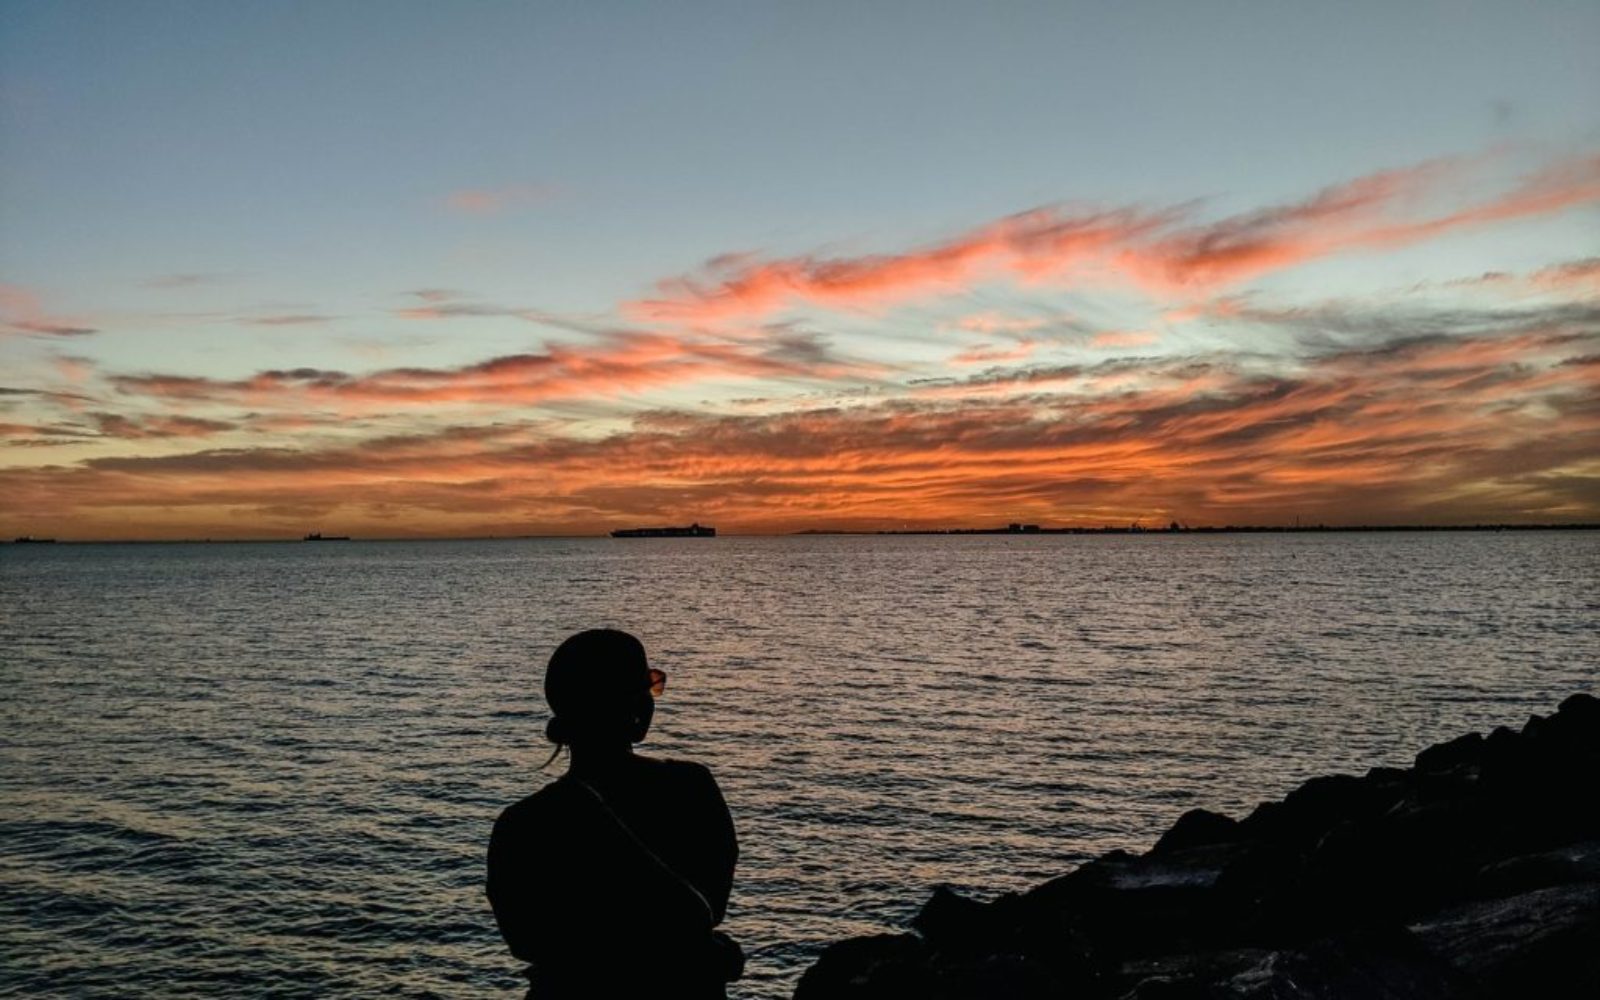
[793,934,932,999]
[1409,882,1600,998]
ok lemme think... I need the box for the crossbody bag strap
[563,776,716,925]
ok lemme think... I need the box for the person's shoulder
[494,780,570,832]
[633,755,721,795]
[633,754,713,780]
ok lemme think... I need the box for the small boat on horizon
[12,536,57,544]
[610,523,716,538]
[303,532,352,541]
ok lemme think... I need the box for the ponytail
[541,716,569,769]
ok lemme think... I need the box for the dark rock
[1208,840,1300,930]
[1019,839,1317,976]
[1236,770,1411,852]
[1117,979,1215,1000]
[922,954,1063,1000]
[1261,773,1409,848]
[795,694,1600,1000]
[1218,931,1473,999]
[1153,809,1240,854]
[1115,948,1274,997]
[1471,840,1600,897]
[912,886,1002,955]
[1557,691,1600,727]
[793,933,931,999]
[1476,726,1531,782]
[1276,796,1500,930]
[1414,732,1482,773]
[1409,882,1600,998]
[1411,761,1481,804]
[1535,692,1600,755]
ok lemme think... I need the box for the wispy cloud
[143,273,235,290]
[952,312,1053,336]
[627,152,1600,325]
[950,341,1042,365]
[241,314,338,327]
[109,327,880,410]
[443,183,561,215]
[0,421,97,441]
[0,284,98,337]
[628,205,1177,324]
[1,410,236,445]
[404,288,463,303]
[1089,330,1158,350]
[10,297,1594,536]
[88,412,237,439]
[1532,258,1600,296]
[391,294,620,337]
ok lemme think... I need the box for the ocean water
[2,533,1596,998]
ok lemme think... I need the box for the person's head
[542,629,665,753]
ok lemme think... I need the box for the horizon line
[8,522,1599,544]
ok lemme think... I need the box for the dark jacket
[488,756,738,998]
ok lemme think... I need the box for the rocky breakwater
[796,694,1600,999]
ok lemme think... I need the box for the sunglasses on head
[647,668,667,698]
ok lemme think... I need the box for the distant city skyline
[2,2,1597,538]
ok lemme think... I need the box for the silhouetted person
[488,629,741,998]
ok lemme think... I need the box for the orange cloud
[1532,258,1600,297]
[9,317,1594,539]
[1445,257,1600,300]
[0,421,95,442]
[628,206,1174,324]
[8,152,1598,540]
[952,312,1051,336]
[110,329,878,411]
[626,152,1600,324]
[1089,330,1158,350]
[0,411,236,445]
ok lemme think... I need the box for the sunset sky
[2,2,1597,538]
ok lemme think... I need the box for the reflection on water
[2,533,1596,997]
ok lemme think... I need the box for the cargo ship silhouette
[609,523,716,538]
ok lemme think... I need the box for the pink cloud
[1089,330,1158,349]
[1446,257,1600,298]
[53,355,94,383]
[950,341,1041,365]
[443,183,561,215]
[242,314,335,326]
[1531,258,1600,296]
[0,285,98,337]
[952,312,1051,336]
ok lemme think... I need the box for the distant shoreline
[812,522,1600,536]
[5,523,1598,544]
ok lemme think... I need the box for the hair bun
[545,716,571,745]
